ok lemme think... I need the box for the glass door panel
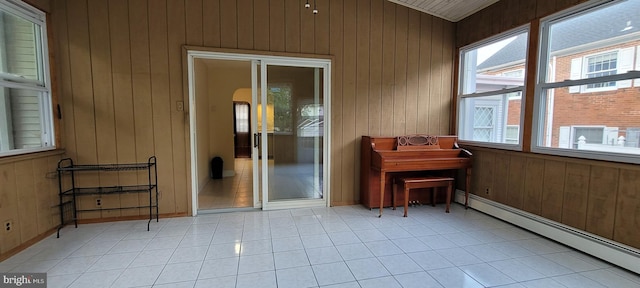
[260,64,325,208]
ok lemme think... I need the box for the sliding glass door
[187,50,330,215]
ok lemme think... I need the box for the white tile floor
[1,204,639,288]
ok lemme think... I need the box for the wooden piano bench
[392,176,454,217]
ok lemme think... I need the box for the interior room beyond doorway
[198,158,253,210]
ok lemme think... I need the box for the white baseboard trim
[454,190,640,274]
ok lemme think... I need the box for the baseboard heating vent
[454,190,640,274]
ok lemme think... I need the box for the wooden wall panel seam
[428,18,443,134]
[68,0,100,221]
[405,9,420,136]
[89,0,119,217]
[53,0,76,159]
[367,0,382,137]
[149,0,177,214]
[417,14,432,133]
[611,170,621,240]
[329,0,344,202]
[354,0,371,199]
[167,0,189,213]
[341,0,357,203]
[392,6,408,136]
[380,0,395,136]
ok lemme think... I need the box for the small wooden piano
[360,135,472,216]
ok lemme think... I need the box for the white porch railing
[577,135,640,155]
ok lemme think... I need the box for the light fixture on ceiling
[304,0,318,14]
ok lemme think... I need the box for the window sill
[0,149,65,165]
[531,146,640,165]
[457,140,522,152]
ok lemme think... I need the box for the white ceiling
[388,0,500,22]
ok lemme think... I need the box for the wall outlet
[95,198,102,207]
[4,220,13,233]
[485,187,491,194]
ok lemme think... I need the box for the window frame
[0,0,54,157]
[456,25,529,151]
[532,0,640,164]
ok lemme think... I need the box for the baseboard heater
[454,190,640,274]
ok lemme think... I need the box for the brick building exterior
[477,35,640,149]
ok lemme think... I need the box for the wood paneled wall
[456,0,640,250]
[0,152,62,258]
[48,0,455,210]
[456,0,588,48]
[468,147,640,249]
[24,0,50,12]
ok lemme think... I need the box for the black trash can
[211,157,223,179]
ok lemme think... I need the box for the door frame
[186,49,332,216]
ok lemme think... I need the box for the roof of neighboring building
[477,1,640,71]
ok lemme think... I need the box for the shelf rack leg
[153,156,159,224]
[57,169,63,238]
[147,187,152,232]
[156,193,159,223]
[147,156,158,231]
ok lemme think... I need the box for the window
[268,84,292,133]
[585,51,617,89]
[559,126,608,149]
[457,28,529,148]
[505,125,519,144]
[0,1,53,157]
[534,0,640,164]
[569,48,635,93]
[572,127,606,148]
[502,70,524,100]
[473,106,494,142]
[233,102,249,133]
[502,69,524,78]
[625,128,640,148]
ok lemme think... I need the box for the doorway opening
[187,50,332,215]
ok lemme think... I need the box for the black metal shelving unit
[56,156,158,238]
